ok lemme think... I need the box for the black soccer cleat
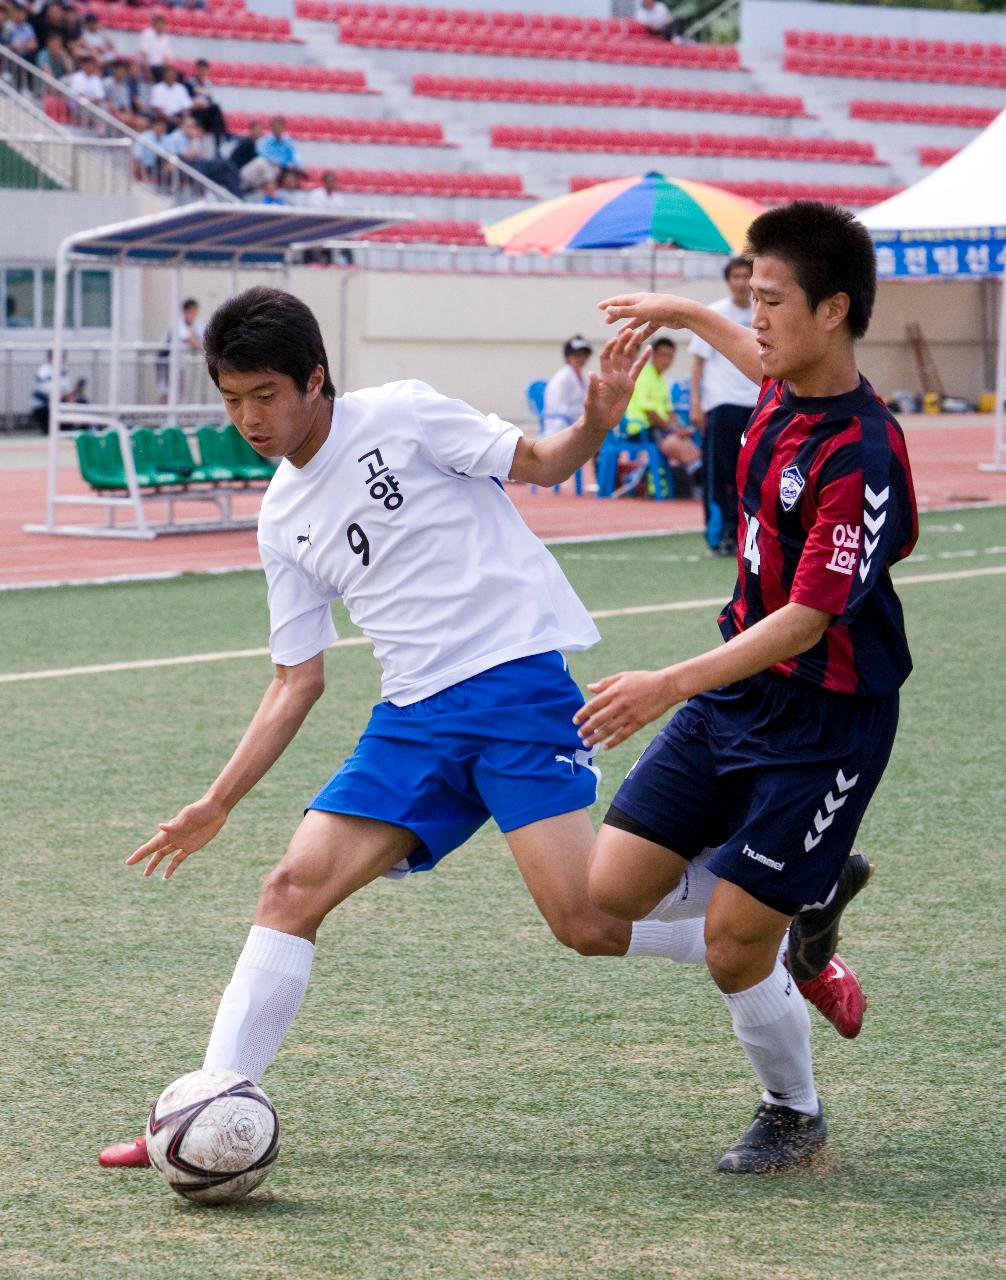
[717,1102,827,1174]
[787,850,874,982]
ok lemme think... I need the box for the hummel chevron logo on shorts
[804,769,859,852]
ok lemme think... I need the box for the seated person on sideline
[579,200,918,1173]
[32,353,86,431]
[253,115,303,179]
[625,335,703,492]
[543,335,592,435]
[185,58,228,153]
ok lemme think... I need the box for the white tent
[859,109,1006,472]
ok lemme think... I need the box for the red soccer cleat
[98,1135,150,1168]
[796,952,866,1039]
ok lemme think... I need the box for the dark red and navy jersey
[718,376,918,696]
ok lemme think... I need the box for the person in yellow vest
[624,336,703,494]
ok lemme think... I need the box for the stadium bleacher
[849,100,998,128]
[492,126,878,164]
[568,176,905,208]
[919,145,961,166]
[784,29,1006,86]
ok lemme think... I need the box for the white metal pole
[167,264,180,421]
[994,267,1006,469]
[108,259,122,412]
[46,240,71,530]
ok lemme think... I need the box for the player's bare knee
[257,861,324,933]
[586,864,648,921]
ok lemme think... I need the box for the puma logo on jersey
[296,525,312,546]
[555,753,575,773]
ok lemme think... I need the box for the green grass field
[3,509,1005,1280]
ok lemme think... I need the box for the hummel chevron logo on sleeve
[858,485,889,582]
[804,769,860,851]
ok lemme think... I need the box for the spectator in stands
[103,58,135,125]
[543,335,592,436]
[259,177,285,205]
[636,0,683,41]
[156,297,204,402]
[276,168,306,206]
[228,116,263,171]
[132,113,172,182]
[256,115,303,174]
[36,31,73,79]
[170,115,243,196]
[31,1,66,50]
[138,12,172,81]
[125,56,154,117]
[67,49,104,102]
[625,335,703,493]
[60,0,81,47]
[2,3,38,60]
[150,63,192,123]
[31,352,87,432]
[185,59,228,153]
[690,255,759,556]
[73,10,115,67]
[305,169,343,210]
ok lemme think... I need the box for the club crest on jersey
[779,465,805,511]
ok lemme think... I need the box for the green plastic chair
[158,425,232,483]
[131,427,186,487]
[220,423,277,482]
[76,432,127,491]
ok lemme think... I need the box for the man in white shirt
[689,256,760,555]
[636,0,682,40]
[66,51,105,102]
[149,63,191,121]
[137,12,172,78]
[305,169,342,210]
[542,334,592,435]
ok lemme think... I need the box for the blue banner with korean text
[870,228,1006,279]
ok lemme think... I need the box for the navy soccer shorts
[308,650,599,877]
[606,671,899,915]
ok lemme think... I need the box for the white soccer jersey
[257,379,600,705]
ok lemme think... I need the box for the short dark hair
[651,337,676,353]
[745,201,876,340]
[723,255,751,280]
[204,286,335,399]
[181,297,198,310]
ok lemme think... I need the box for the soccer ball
[146,1069,279,1205]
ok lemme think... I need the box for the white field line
[2,561,1005,686]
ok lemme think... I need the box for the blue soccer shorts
[308,650,600,877]
[606,670,899,915]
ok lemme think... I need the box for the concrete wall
[742,0,1006,53]
[140,266,1000,426]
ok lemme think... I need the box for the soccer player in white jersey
[99,287,863,1171]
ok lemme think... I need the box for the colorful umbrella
[484,172,764,255]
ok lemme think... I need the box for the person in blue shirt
[256,116,302,173]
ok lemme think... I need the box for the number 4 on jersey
[743,514,761,576]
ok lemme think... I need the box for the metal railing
[0,44,238,203]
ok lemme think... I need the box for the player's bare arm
[598,292,762,387]
[126,652,325,879]
[573,602,831,750]
[509,327,648,487]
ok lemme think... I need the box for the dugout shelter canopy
[859,110,1006,472]
[26,202,400,539]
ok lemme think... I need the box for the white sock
[627,916,706,963]
[722,960,819,1115]
[644,852,719,924]
[203,926,315,1083]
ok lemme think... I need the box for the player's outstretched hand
[126,796,229,880]
[596,291,696,343]
[573,669,676,751]
[583,327,650,431]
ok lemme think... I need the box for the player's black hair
[204,286,335,400]
[651,337,676,352]
[745,201,876,339]
[181,297,198,310]
[723,255,751,280]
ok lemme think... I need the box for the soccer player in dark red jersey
[580,202,918,1174]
